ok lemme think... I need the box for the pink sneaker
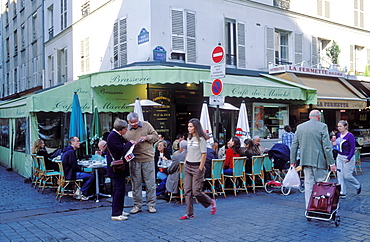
[211,199,216,215]
[179,214,194,220]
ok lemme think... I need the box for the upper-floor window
[48,5,54,40]
[5,3,9,27]
[171,9,196,63]
[81,37,90,73]
[350,45,366,74]
[32,12,37,42]
[20,23,25,50]
[266,27,302,67]
[317,0,330,18]
[14,30,18,55]
[5,38,10,61]
[48,55,55,87]
[82,1,90,18]
[13,1,17,19]
[113,18,127,68]
[224,18,246,68]
[61,0,67,30]
[354,0,364,28]
[57,48,67,83]
[20,0,25,11]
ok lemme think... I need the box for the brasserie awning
[0,97,28,118]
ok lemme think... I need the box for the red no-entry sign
[211,79,223,95]
[212,46,225,63]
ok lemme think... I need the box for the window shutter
[324,1,330,18]
[266,26,274,66]
[360,12,364,28]
[186,11,196,63]
[294,32,303,65]
[350,45,354,72]
[171,9,184,51]
[237,22,246,68]
[81,39,85,73]
[119,18,127,66]
[317,0,322,16]
[85,37,90,72]
[367,48,370,64]
[113,22,118,68]
[354,10,358,26]
[311,36,318,67]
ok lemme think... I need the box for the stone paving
[0,157,369,242]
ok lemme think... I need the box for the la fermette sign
[269,65,345,78]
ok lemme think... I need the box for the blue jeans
[76,172,94,196]
[224,168,233,175]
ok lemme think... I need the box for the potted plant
[326,41,341,69]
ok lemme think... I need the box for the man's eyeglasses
[129,121,139,126]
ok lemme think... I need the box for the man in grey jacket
[290,110,337,209]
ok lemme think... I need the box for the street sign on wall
[212,46,225,63]
[211,79,223,96]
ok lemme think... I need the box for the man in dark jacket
[62,136,94,200]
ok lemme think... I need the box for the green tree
[326,41,341,64]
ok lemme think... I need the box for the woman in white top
[180,118,216,220]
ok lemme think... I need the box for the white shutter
[294,32,303,65]
[81,39,85,73]
[237,22,246,68]
[350,45,354,72]
[119,18,127,66]
[311,36,318,67]
[317,0,322,16]
[85,37,90,72]
[266,26,274,66]
[113,21,119,68]
[324,1,330,18]
[367,48,370,64]
[171,9,184,51]
[186,11,196,63]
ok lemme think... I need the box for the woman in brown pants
[180,118,216,220]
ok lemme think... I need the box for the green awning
[27,78,93,113]
[82,65,210,87]
[0,97,28,118]
[203,74,317,104]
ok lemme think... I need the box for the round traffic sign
[212,46,225,63]
[211,79,223,95]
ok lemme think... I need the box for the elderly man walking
[124,112,159,214]
[290,110,337,209]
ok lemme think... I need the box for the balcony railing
[48,26,54,40]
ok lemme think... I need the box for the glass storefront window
[253,103,289,139]
[15,118,27,152]
[0,119,9,148]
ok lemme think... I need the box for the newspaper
[124,138,145,162]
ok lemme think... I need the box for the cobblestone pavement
[0,157,369,242]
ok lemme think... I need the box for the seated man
[96,140,107,156]
[62,136,94,200]
[253,135,268,154]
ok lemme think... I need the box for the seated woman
[32,139,59,171]
[223,136,242,175]
[154,140,172,196]
[243,139,261,173]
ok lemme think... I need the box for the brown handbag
[108,148,125,172]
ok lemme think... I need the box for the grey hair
[338,120,348,130]
[114,118,128,131]
[309,110,321,118]
[179,140,188,150]
[127,112,139,122]
[253,135,260,140]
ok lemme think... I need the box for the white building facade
[0,0,369,96]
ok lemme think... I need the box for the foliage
[326,41,341,64]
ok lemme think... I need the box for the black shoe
[339,194,346,199]
[357,184,362,195]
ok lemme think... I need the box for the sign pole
[216,105,219,143]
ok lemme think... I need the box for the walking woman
[180,118,216,220]
[335,120,362,198]
[107,119,136,221]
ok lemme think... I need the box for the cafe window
[14,118,27,152]
[0,119,9,148]
[253,103,289,139]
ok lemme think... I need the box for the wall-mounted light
[186,83,191,87]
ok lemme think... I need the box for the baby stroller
[265,143,304,195]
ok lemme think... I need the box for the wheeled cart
[305,173,341,226]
